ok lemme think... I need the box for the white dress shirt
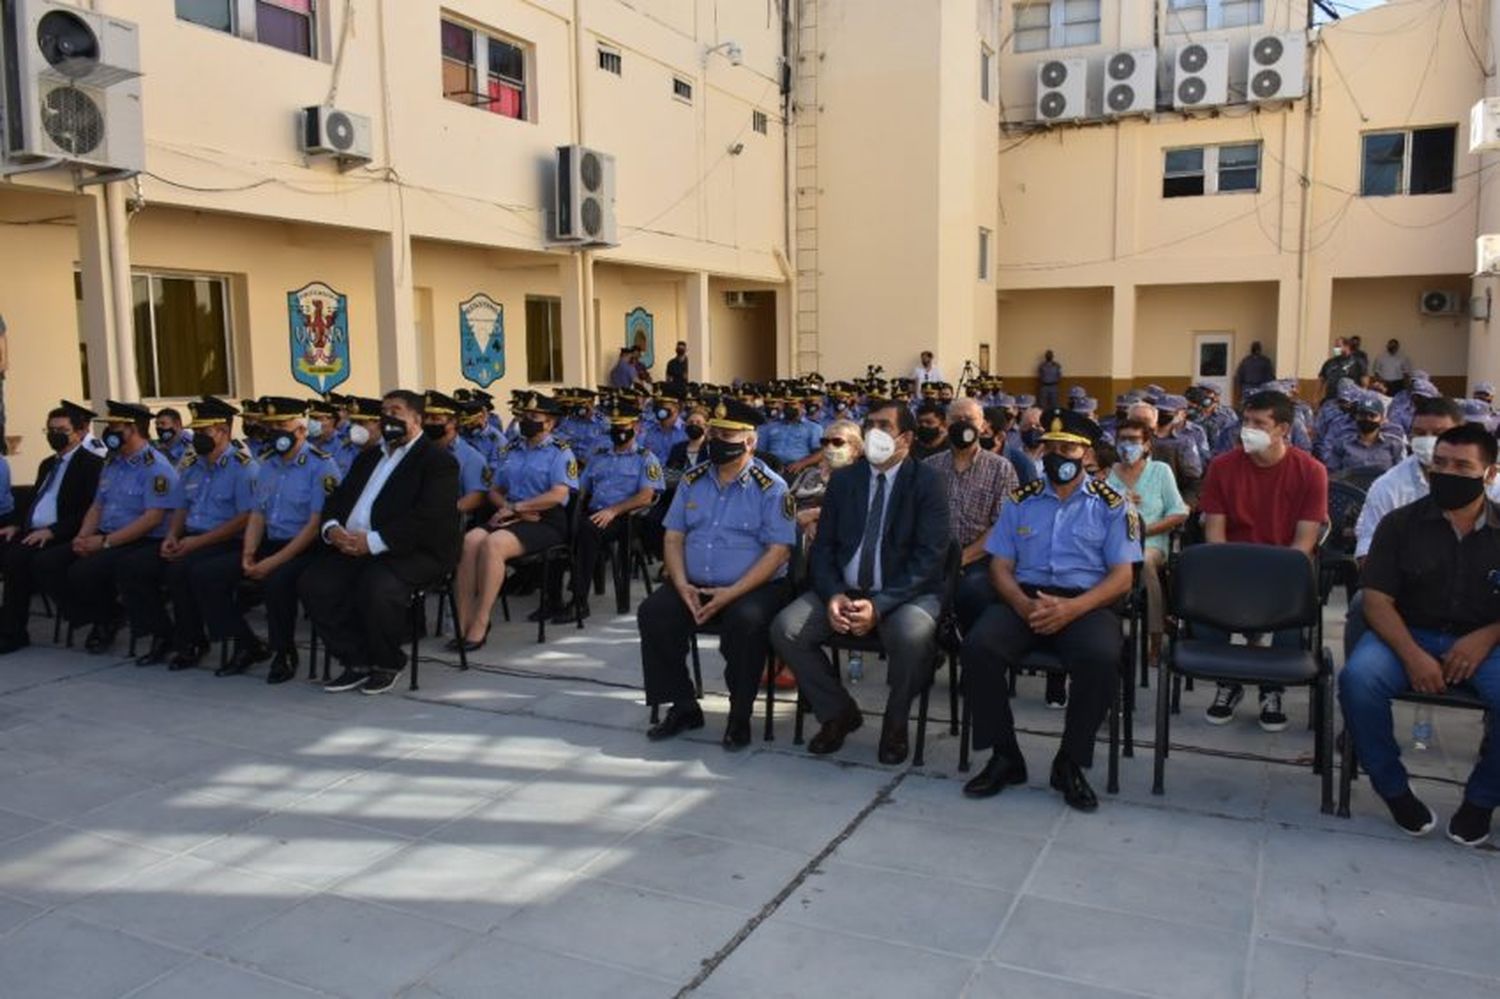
[1354,453,1427,558]
[29,443,79,530]
[911,363,946,387]
[844,463,899,591]
[326,436,418,556]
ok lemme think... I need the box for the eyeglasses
[820,437,847,447]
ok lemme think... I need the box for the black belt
[1022,584,1086,599]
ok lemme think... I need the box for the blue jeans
[1339,630,1500,808]
[1192,625,1302,696]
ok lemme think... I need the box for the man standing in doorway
[1037,350,1062,410]
[1234,341,1275,402]
[1372,339,1412,393]
[666,341,689,387]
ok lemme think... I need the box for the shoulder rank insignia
[748,466,774,492]
[682,464,710,485]
[782,492,796,521]
[1010,478,1044,503]
[1086,479,1124,509]
[141,449,156,466]
[235,450,252,465]
[309,446,331,460]
[178,452,197,469]
[646,461,662,482]
[551,438,569,449]
[153,475,168,496]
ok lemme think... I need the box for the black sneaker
[1044,673,1067,710]
[323,667,369,693]
[1258,691,1288,733]
[1205,683,1243,725]
[1383,790,1437,836]
[361,669,404,695]
[1447,800,1493,847]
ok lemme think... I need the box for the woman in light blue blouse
[1106,417,1189,665]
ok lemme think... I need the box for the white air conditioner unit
[1419,290,1463,316]
[724,290,755,309]
[1172,41,1229,111]
[1478,234,1500,275]
[1103,48,1156,118]
[1246,32,1306,103]
[300,105,372,166]
[1034,57,1086,124]
[553,144,617,246]
[0,0,143,174]
[1470,98,1500,153]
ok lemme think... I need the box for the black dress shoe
[807,703,864,756]
[216,640,270,677]
[168,647,203,672]
[84,625,117,655]
[550,601,590,626]
[1050,753,1099,812]
[134,636,173,667]
[878,718,909,766]
[647,703,705,741]
[266,649,300,685]
[962,753,1029,798]
[722,716,752,751]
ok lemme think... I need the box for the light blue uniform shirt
[987,477,1140,591]
[581,444,664,512]
[256,445,340,542]
[497,435,578,501]
[179,448,258,534]
[760,417,823,466]
[664,459,796,587]
[153,433,190,466]
[557,414,606,459]
[640,418,687,465]
[97,446,182,537]
[447,435,491,496]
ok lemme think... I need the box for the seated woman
[787,419,862,541]
[451,393,578,650]
[1105,417,1188,667]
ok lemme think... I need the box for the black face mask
[45,430,71,453]
[684,424,706,441]
[191,433,217,456]
[1021,427,1044,449]
[949,420,978,449]
[978,434,997,451]
[157,429,176,444]
[707,438,747,466]
[1042,452,1082,486]
[915,426,942,444]
[609,427,634,447]
[380,417,408,445]
[1157,412,1176,429]
[519,418,546,439]
[574,406,590,419]
[103,430,126,452]
[270,431,296,455]
[1429,472,1486,511]
[783,409,801,423]
[1355,419,1381,435]
[422,424,447,442]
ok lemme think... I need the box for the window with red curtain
[257,0,314,57]
[486,36,526,120]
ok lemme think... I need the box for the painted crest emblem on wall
[288,282,350,394]
[460,293,506,388]
[626,306,654,371]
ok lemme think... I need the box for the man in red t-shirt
[1197,389,1328,732]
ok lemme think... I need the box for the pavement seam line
[672,767,910,996]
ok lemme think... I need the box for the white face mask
[864,428,897,465]
[1409,435,1438,467]
[347,423,371,447]
[1240,427,1273,455]
[307,419,324,438]
[1486,475,1500,505]
[824,444,854,468]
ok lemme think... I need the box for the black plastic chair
[1153,543,1335,814]
[1320,480,1366,609]
[788,542,962,767]
[499,496,583,643]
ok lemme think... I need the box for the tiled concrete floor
[0,590,1492,998]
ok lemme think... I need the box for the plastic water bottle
[1411,705,1434,751]
[848,651,864,684]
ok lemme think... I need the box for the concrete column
[74,189,118,404]
[683,270,711,383]
[558,251,589,386]
[373,229,419,390]
[1109,283,1135,398]
[103,183,140,402]
[1274,276,1300,383]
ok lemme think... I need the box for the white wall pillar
[558,251,589,386]
[1110,283,1136,390]
[373,229,419,389]
[1274,276,1301,384]
[74,189,119,405]
[683,270,711,383]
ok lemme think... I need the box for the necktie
[28,460,59,531]
[857,472,887,591]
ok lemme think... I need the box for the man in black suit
[0,403,103,653]
[301,390,461,695]
[770,400,950,764]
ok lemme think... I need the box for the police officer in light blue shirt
[1327,393,1405,476]
[959,407,1141,812]
[55,400,184,654]
[331,396,382,475]
[759,391,823,470]
[198,397,340,682]
[640,390,688,463]
[119,396,258,669]
[556,399,666,621]
[153,407,192,466]
[556,389,606,461]
[422,391,492,523]
[639,396,796,748]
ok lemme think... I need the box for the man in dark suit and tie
[0,402,104,653]
[771,399,950,764]
[300,390,462,695]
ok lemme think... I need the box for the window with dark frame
[673,77,693,102]
[981,44,994,102]
[598,47,622,75]
[1162,143,1260,198]
[752,110,768,134]
[441,16,529,121]
[125,272,234,399]
[1360,125,1456,196]
[1163,147,1206,198]
[175,0,316,58]
[978,227,992,280]
[525,297,565,384]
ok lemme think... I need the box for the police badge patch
[323,475,338,495]
[566,459,580,479]
[646,462,662,482]
[1127,510,1141,543]
[153,475,168,496]
[783,493,796,520]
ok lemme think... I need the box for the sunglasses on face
[820,437,847,447]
